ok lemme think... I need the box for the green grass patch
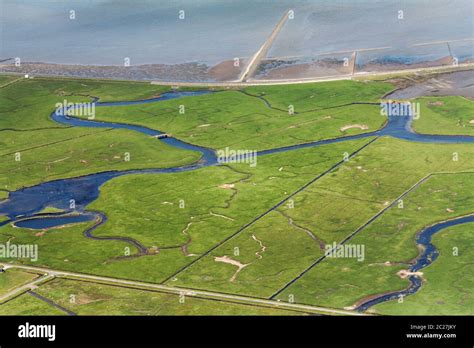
[175,138,474,299]
[36,207,65,214]
[0,77,174,130]
[244,79,393,111]
[0,127,200,192]
[26,278,306,315]
[0,139,370,283]
[412,96,474,136]
[275,172,474,310]
[0,75,21,87]
[91,83,390,150]
[0,268,38,296]
[0,292,66,315]
[0,77,203,191]
[372,222,473,315]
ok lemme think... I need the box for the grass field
[0,138,371,283]
[4,278,308,315]
[0,75,21,87]
[88,81,392,150]
[0,73,472,316]
[0,222,142,279]
[412,96,474,136]
[0,128,200,192]
[0,292,66,315]
[244,80,393,110]
[0,77,173,129]
[172,138,474,299]
[372,223,473,315]
[0,77,202,194]
[0,268,39,296]
[274,172,474,312]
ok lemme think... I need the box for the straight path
[238,9,291,82]
[151,63,474,87]
[269,172,439,299]
[162,137,379,284]
[0,273,54,303]
[28,290,77,316]
[0,77,23,89]
[0,263,367,316]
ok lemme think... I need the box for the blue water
[355,214,474,312]
[14,214,96,229]
[0,92,217,219]
[1,0,472,66]
[52,90,218,165]
[271,0,473,59]
[1,91,473,220]
[0,89,473,300]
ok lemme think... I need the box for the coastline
[2,57,473,85]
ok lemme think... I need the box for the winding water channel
[355,214,474,312]
[1,89,473,310]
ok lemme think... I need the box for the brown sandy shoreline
[0,58,246,83]
[1,58,473,85]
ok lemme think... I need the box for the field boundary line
[0,77,23,89]
[270,170,474,299]
[161,137,380,284]
[0,274,54,304]
[269,172,434,299]
[0,263,367,316]
[27,290,77,316]
[38,277,317,315]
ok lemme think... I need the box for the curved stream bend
[355,214,474,312]
[0,90,473,260]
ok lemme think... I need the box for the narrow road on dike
[0,263,368,316]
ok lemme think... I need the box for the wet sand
[0,57,248,83]
[208,59,246,81]
[386,69,474,99]
[1,57,473,85]
[359,56,454,73]
[254,55,354,80]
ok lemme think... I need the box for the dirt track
[0,263,368,316]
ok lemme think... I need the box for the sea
[0,0,473,66]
